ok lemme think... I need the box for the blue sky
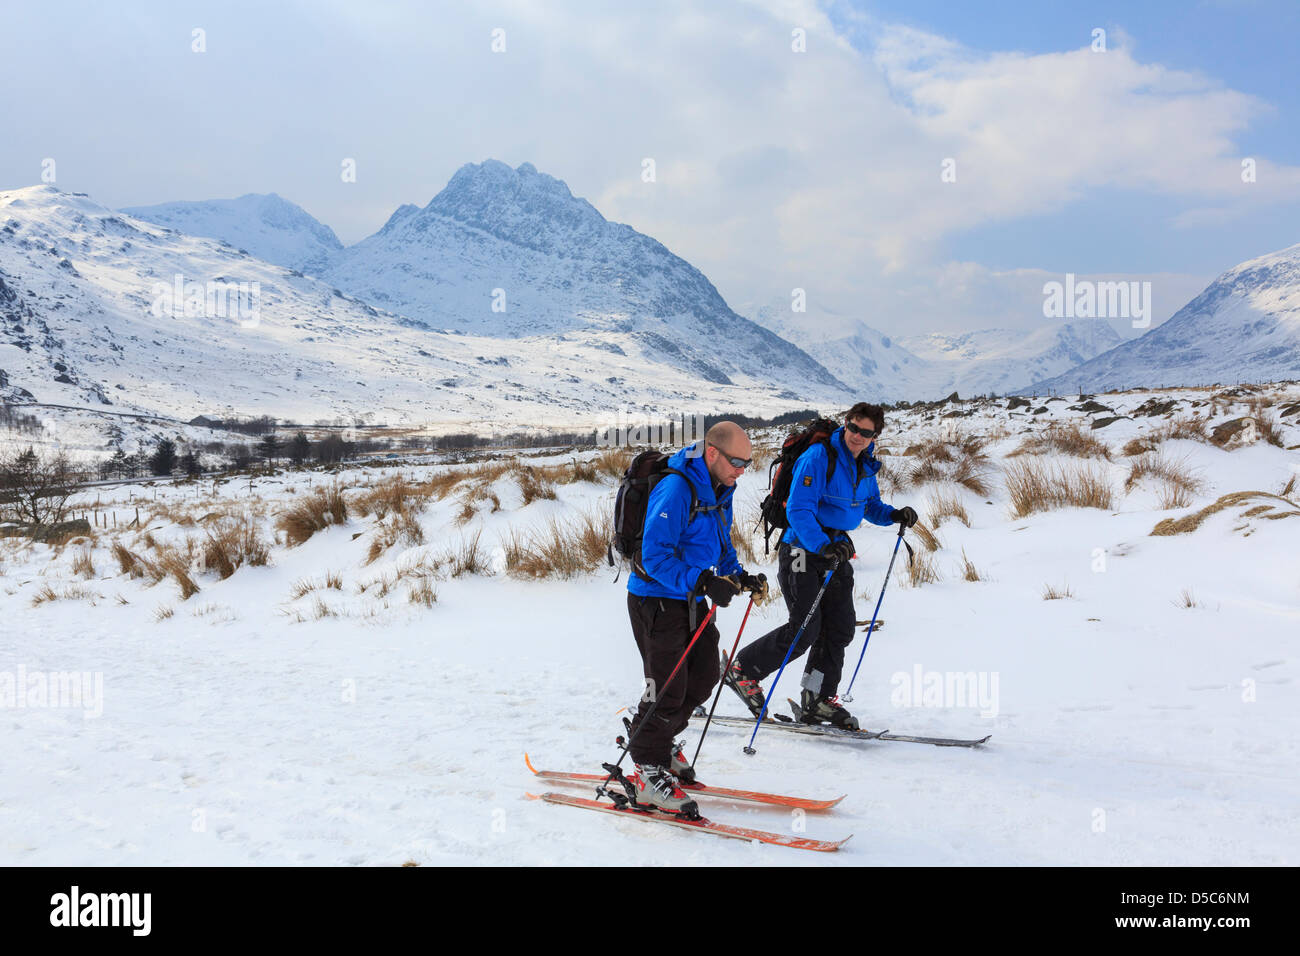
[2,0,1297,337]
[830,0,1300,275]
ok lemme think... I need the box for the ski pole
[744,560,839,755]
[597,600,718,801]
[689,595,754,770]
[842,525,909,702]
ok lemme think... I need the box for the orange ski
[524,754,843,811]
[528,791,851,852]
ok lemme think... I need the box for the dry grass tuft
[503,510,611,580]
[1007,422,1111,460]
[352,475,432,519]
[445,531,489,578]
[202,516,270,579]
[910,521,941,552]
[1042,582,1074,600]
[514,465,558,506]
[906,551,941,588]
[407,575,438,607]
[1175,588,1200,609]
[156,547,200,600]
[1004,459,1114,517]
[277,483,348,547]
[30,584,59,606]
[896,436,992,496]
[960,549,983,582]
[1151,491,1300,536]
[926,490,970,528]
[71,545,95,579]
[1125,452,1205,510]
[594,447,635,478]
[366,509,425,563]
[153,604,174,621]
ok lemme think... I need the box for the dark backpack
[609,450,715,581]
[757,418,839,554]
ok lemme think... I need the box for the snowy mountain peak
[1026,241,1300,393]
[122,192,343,275]
[414,159,611,257]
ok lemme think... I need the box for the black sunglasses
[844,421,880,439]
[708,443,752,469]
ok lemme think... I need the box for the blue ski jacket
[783,427,895,553]
[628,442,743,602]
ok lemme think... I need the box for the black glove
[738,572,770,605]
[890,506,918,528]
[697,570,740,607]
[818,538,854,565]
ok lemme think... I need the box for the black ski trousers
[733,542,856,699]
[626,593,721,767]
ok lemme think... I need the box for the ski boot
[722,652,767,717]
[627,763,700,818]
[798,689,860,730]
[669,739,698,786]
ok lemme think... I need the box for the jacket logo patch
[802,476,812,486]
[659,512,669,519]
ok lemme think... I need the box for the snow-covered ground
[3,385,1298,865]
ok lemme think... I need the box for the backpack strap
[631,467,707,585]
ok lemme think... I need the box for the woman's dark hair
[846,402,885,431]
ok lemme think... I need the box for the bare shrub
[0,446,76,525]
[1004,459,1114,517]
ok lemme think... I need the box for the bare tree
[0,446,77,525]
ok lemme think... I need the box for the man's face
[706,435,753,487]
[843,416,876,458]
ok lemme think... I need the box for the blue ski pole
[842,525,909,703]
[744,560,839,755]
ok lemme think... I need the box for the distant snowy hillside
[742,296,1123,400]
[1026,243,1300,393]
[0,186,845,451]
[901,322,1124,396]
[123,193,343,275]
